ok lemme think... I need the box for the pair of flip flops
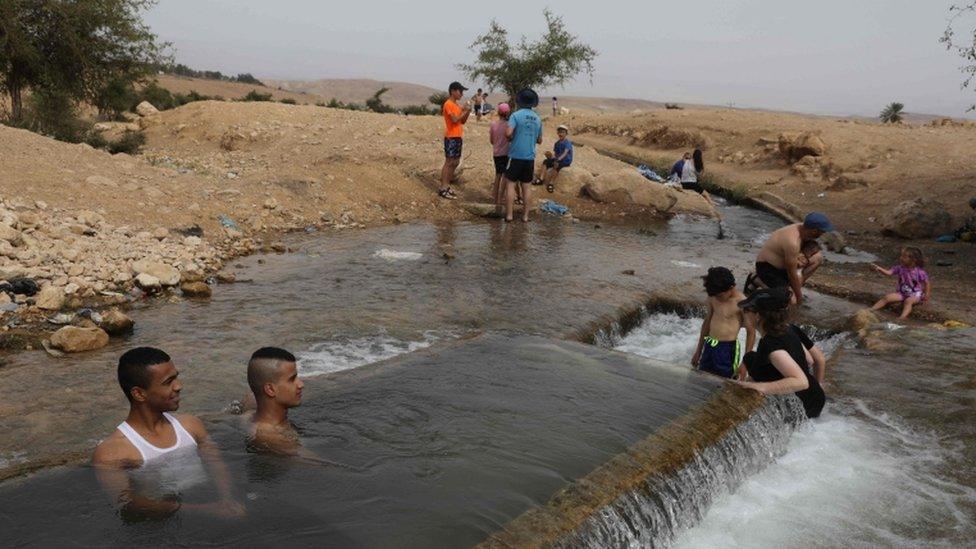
[438,188,458,200]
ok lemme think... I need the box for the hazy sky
[145,0,976,117]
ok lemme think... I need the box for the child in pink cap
[489,103,512,211]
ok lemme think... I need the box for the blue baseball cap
[803,212,835,233]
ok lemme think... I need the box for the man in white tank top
[92,347,244,518]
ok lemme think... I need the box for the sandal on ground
[546,183,555,193]
[515,198,524,206]
[532,178,543,186]
[438,189,456,200]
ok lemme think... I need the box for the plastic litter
[218,215,240,230]
[0,278,39,297]
[636,164,664,182]
[539,199,569,216]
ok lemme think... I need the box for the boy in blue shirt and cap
[503,89,543,222]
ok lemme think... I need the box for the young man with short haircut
[440,81,473,200]
[92,347,244,519]
[246,346,305,456]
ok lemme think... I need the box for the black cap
[703,267,736,296]
[738,287,792,312]
[516,88,539,108]
[449,81,468,92]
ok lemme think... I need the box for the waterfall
[553,396,806,548]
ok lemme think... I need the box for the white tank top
[118,412,198,464]
[680,161,698,183]
[117,412,208,498]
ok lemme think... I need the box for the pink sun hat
[497,103,511,115]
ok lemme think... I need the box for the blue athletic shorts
[699,338,742,379]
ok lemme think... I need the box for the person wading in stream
[439,81,473,200]
[92,347,245,519]
[503,88,543,222]
[745,212,835,304]
[692,267,755,380]
[735,288,826,418]
[243,347,354,468]
[246,347,306,456]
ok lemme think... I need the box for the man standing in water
[246,347,306,456]
[748,212,834,304]
[503,88,543,222]
[439,81,473,200]
[92,347,244,518]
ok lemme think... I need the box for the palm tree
[880,102,905,124]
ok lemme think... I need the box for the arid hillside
[155,74,323,104]
[567,107,976,232]
[264,78,440,107]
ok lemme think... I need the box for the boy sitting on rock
[535,125,573,194]
[692,267,756,380]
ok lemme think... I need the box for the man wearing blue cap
[748,212,835,305]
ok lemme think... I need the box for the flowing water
[0,194,972,547]
[602,311,976,548]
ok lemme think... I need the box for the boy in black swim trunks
[692,267,756,380]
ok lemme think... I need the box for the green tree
[365,86,392,113]
[880,102,905,124]
[942,2,976,110]
[458,9,597,105]
[0,0,164,121]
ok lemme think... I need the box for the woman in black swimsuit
[735,287,826,418]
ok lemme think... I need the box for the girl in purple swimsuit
[870,246,931,319]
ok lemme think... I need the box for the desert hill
[263,78,441,107]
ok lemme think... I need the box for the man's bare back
[756,223,802,270]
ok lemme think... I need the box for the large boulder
[584,169,713,217]
[100,308,135,335]
[882,198,953,239]
[50,326,109,352]
[180,281,213,298]
[35,285,66,311]
[131,260,181,286]
[779,132,827,162]
[554,168,595,197]
[135,101,159,117]
[0,223,21,243]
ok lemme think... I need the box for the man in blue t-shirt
[503,88,543,222]
[536,124,573,194]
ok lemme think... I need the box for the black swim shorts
[755,261,790,288]
[444,137,463,158]
[543,158,571,171]
[506,158,535,183]
[493,155,509,175]
[681,181,704,194]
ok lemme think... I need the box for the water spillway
[0,333,785,547]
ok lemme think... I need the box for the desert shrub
[428,92,450,107]
[105,131,146,154]
[664,103,682,110]
[315,101,327,107]
[279,98,297,105]
[135,82,177,110]
[365,87,394,113]
[12,89,89,142]
[241,89,273,102]
[234,73,264,86]
[401,104,437,116]
[95,77,139,120]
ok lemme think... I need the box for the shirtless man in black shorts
[747,212,834,305]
